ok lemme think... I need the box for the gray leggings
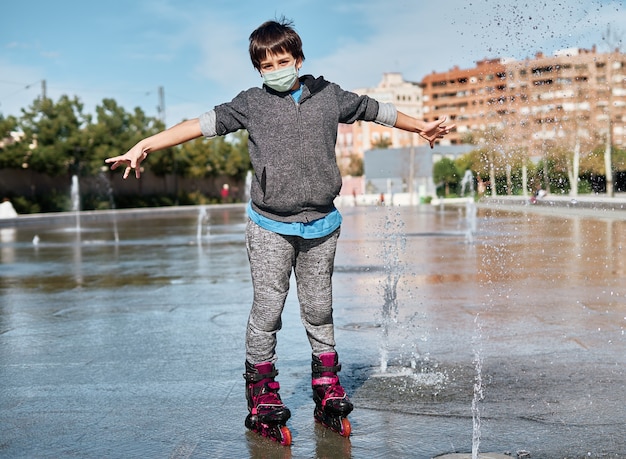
[245,219,340,364]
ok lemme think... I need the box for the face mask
[262,65,298,92]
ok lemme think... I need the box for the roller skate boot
[311,352,353,437]
[244,361,292,445]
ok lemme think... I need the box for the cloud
[2,0,624,125]
[134,0,626,117]
[303,2,475,90]
[132,0,262,104]
[5,41,31,50]
[40,51,61,60]
[191,18,258,92]
[300,0,626,93]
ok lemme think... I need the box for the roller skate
[244,361,292,446]
[311,352,353,437]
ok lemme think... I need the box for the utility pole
[41,79,47,100]
[158,86,165,125]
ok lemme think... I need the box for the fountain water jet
[97,171,119,243]
[465,198,478,244]
[471,313,485,459]
[196,207,209,245]
[244,171,252,203]
[378,210,404,373]
[461,169,475,197]
[371,210,453,399]
[71,175,81,233]
[372,206,503,459]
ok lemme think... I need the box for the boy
[105,18,454,445]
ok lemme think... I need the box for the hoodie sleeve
[198,110,218,138]
[374,102,398,127]
[334,84,380,124]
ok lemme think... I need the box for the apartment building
[421,47,626,154]
[422,58,507,144]
[340,47,626,160]
[336,72,425,163]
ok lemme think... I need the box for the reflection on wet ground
[1,203,625,458]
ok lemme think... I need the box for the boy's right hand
[105,144,148,179]
[103,118,203,179]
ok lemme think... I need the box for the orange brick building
[339,47,626,160]
[421,58,507,145]
[421,47,626,154]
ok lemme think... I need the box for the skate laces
[324,382,346,400]
[252,381,284,414]
[313,376,347,406]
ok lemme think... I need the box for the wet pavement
[1,201,625,458]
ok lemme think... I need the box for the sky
[1,0,625,128]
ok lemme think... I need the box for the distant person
[220,183,230,203]
[105,17,454,445]
[0,198,18,219]
[530,186,547,204]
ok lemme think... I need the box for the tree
[371,137,392,149]
[178,129,251,179]
[19,95,92,176]
[433,157,460,197]
[542,145,573,193]
[86,99,165,175]
[223,130,252,178]
[0,114,28,169]
[338,154,363,177]
[478,127,506,196]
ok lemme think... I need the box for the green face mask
[262,65,298,92]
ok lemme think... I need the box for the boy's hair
[249,18,305,70]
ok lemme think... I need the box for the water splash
[379,210,406,373]
[471,313,485,459]
[465,198,478,244]
[244,171,252,203]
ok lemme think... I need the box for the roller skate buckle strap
[312,361,342,374]
[243,367,279,383]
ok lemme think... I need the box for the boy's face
[259,51,302,74]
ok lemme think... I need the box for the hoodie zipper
[291,91,311,208]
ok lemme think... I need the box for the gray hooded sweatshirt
[199,74,397,223]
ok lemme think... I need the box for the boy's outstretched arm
[105,118,203,179]
[394,112,455,149]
